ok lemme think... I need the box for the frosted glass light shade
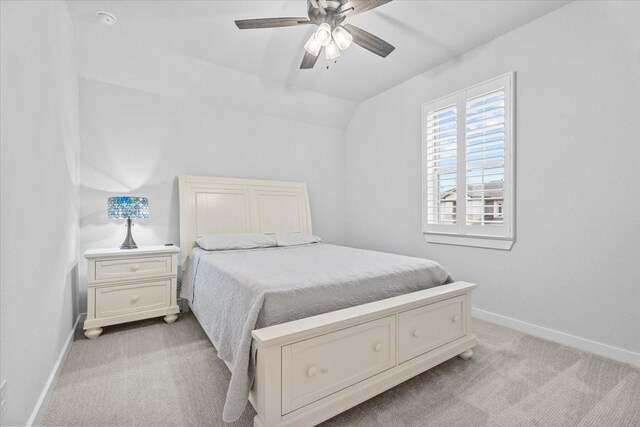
[325,40,341,60]
[108,196,149,219]
[332,26,353,50]
[315,23,332,47]
[304,33,322,56]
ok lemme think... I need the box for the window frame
[422,72,515,250]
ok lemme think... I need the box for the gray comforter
[181,243,452,422]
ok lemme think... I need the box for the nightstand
[83,245,180,339]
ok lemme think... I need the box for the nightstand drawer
[94,256,172,281]
[95,280,171,318]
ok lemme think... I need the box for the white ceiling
[67,0,570,104]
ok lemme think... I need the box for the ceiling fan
[235,0,395,69]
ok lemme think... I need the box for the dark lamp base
[120,218,138,249]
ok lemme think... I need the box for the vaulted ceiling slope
[67,1,570,115]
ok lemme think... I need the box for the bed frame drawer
[95,279,171,318]
[398,295,466,364]
[281,315,396,414]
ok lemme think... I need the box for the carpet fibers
[42,313,640,426]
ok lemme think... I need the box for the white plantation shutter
[465,89,505,227]
[422,73,514,245]
[424,103,458,226]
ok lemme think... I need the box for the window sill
[424,233,514,250]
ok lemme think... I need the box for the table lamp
[107,196,149,249]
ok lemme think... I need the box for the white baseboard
[27,313,85,426]
[472,308,640,368]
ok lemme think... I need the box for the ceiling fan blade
[343,24,395,58]
[300,51,320,69]
[338,0,392,18]
[235,17,311,30]
[309,0,327,15]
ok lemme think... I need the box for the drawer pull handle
[374,343,383,352]
[452,315,460,323]
[130,264,140,271]
[307,367,318,377]
[412,329,420,338]
[131,295,139,304]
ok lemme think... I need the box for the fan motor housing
[308,0,347,26]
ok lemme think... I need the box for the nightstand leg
[84,328,103,339]
[164,314,178,324]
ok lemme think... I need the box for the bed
[179,175,477,427]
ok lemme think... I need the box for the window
[422,73,515,250]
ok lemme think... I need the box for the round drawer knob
[374,343,383,352]
[131,295,139,303]
[307,367,318,377]
[452,315,460,323]
[130,264,140,271]
[412,329,420,338]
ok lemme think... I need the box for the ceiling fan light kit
[325,40,341,60]
[304,33,323,56]
[234,0,395,70]
[332,26,353,50]
[315,23,333,46]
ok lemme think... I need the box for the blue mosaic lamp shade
[107,196,149,219]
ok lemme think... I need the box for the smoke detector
[96,11,117,26]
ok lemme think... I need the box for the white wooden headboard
[178,175,312,262]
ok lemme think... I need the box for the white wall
[345,1,640,356]
[75,19,353,313]
[78,81,347,313]
[0,1,80,425]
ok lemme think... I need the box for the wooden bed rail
[252,281,476,347]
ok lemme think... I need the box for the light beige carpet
[42,312,640,426]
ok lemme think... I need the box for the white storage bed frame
[179,175,477,427]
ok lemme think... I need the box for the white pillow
[272,233,322,247]
[196,233,277,251]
